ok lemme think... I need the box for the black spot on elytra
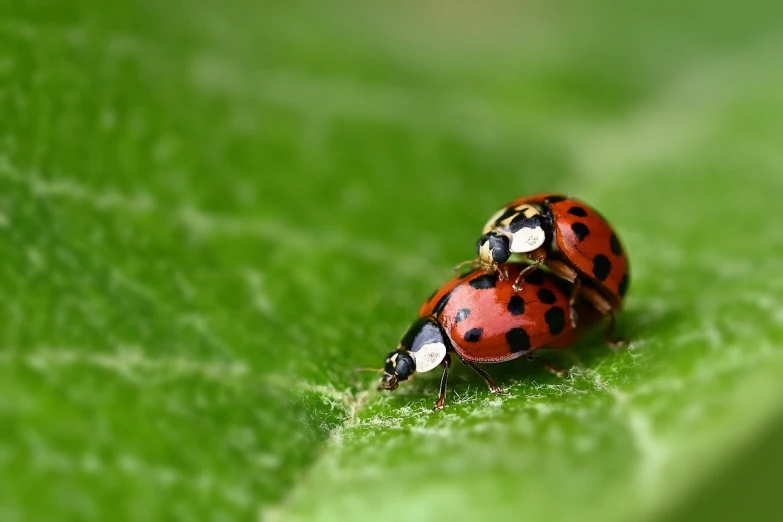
[523,269,545,286]
[567,206,588,217]
[571,222,590,241]
[455,308,471,323]
[469,274,497,290]
[618,273,630,297]
[592,254,612,281]
[432,290,453,316]
[610,233,623,256]
[506,328,531,353]
[507,296,525,316]
[537,288,557,304]
[545,306,566,335]
[509,214,543,233]
[544,195,567,204]
[464,328,483,343]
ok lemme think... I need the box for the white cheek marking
[479,240,493,262]
[412,343,447,373]
[510,226,546,253]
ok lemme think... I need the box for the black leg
[526,354,566,377]
[512,260,543,293]
[512,248,547,292]
[567,277,581,329]
[434,353,452,411]
[546,259,582,329]
[462,359,502,394]
[576,285,627,350]
[604,310,628,349]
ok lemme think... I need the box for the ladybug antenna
[355,367,384,373]
[453,259,479,273]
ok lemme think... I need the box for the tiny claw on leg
[512,259,545,293]
[433,353,451,411]
[607,337,629,351]
[463,359,503,395]
[488,382,504,395]
[604,311,628,350]
[526,354,566,377]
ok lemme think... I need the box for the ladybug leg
[604,311,628,350]
[461,359,502,394]
[567,278,581,329]
[546,260,581,329]
[578,286,627,349]
[526,354,566,378]
[512,249,547,292]
[433,353,452,411]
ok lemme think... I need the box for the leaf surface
[1,2,782,521]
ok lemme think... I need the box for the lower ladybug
[379,265,598,410]
[465,193,629,344]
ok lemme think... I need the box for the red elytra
[379,265,600,410]
[435,268,579,363]
[418,269,473,318]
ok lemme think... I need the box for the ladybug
[379,265,598,410]
[467,193,629,343]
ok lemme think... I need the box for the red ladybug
[467,193,629,343]
[379,265,598,410]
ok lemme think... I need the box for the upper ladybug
[468,193,630,344]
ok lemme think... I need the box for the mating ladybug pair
[378,194,630,410]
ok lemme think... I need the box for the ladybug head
[379,349,415,391]
[379,318,449,392]
[476,232,511,270]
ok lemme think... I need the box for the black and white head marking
[506,205,546,254]
[379,318,448,391]
[483,204,547,255]
[400,318,448,373]
[476,233,510,266]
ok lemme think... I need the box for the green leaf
[2,1,783,521]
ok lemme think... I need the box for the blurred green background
[1,0,783,521]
